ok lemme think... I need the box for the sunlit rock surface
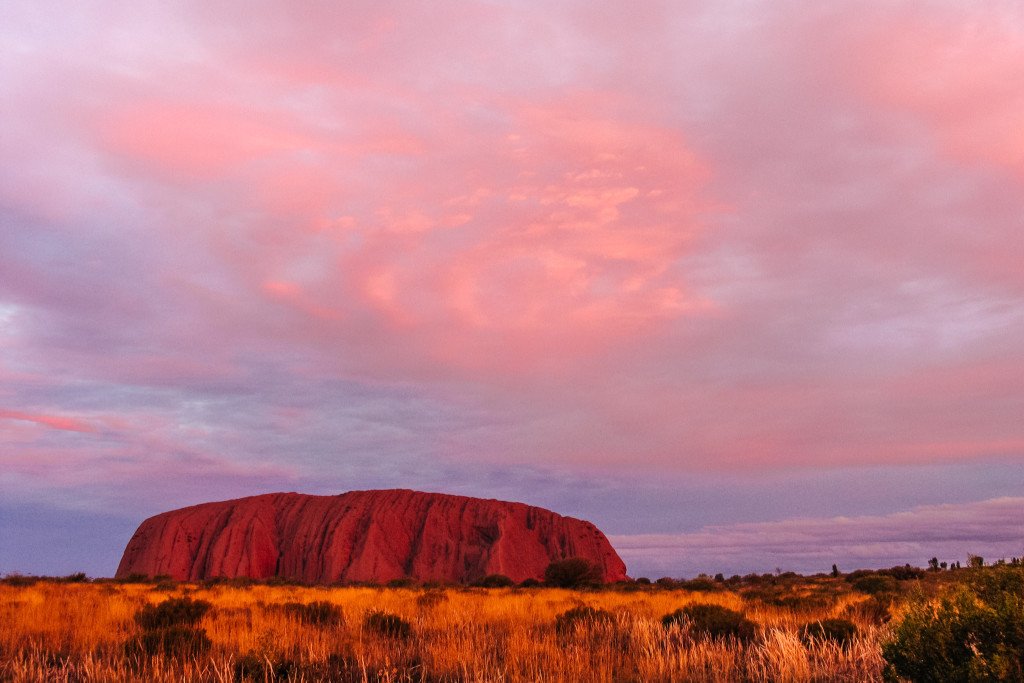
[116,489,627,584]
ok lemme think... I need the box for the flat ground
[0,569,971,682]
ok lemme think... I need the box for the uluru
[115,489,628,584]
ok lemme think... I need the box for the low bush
[278,601,343,626]
[880,565,925,581]
[118,573,150,584]
[1,574,38,587]
[883,568,1024,681]
[415,589,448,608]
[544,558,603,588]
[662,604,757,642]
[363,610,412,640]
[472,574,515,588]
[766,593,835,612]
[206,576,255,589]
[800,618,858,645]
[135,597,212,630]
[233,651,296,681]
[127,596,215,660]
[612,580,647,593]
[843,595,893,624]
[264,576,305,587]
[680,577,720,592]
[126,625,212,658]
[555,606,615,635]
[851,575,898,596]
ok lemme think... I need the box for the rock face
[116,490,628,584]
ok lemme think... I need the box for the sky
[1,0,1023,579]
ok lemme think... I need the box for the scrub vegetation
[0,562,1020,682]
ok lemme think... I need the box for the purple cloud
[612,497,1024,577]
[1,0,1022,574]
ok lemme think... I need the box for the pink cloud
[851,8,1024,177]
[0,408,96,434]
[1,0,1022,498]
[100,101,313,180]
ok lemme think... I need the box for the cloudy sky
[2,0,1023,578]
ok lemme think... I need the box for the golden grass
[0,581,888,682]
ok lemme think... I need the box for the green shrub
[555,606,615,635]
[801,618,858,645]
[662,604,757,642]
[363,610,412,640]
[883,573,1024,682]
[544,558,603,588]
[278,601,343,627]
[135,597,212,630]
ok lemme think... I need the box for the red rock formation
[116,490,628,584]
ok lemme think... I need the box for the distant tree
[927,557,940,571]
[831,564,840,578]
[544,558,603,588]
[968,554,984,568]
[940,561,948,570]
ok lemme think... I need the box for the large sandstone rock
[115,490,628,584]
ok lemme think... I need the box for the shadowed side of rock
[115,489,628,584]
